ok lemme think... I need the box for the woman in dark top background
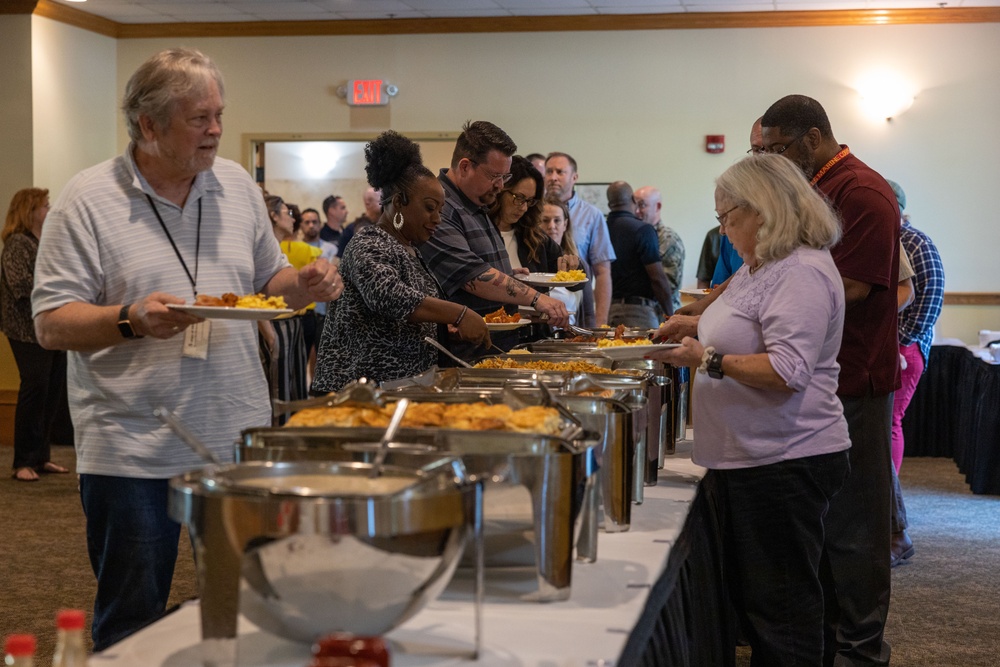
[1,188,71,481]
[312,131,490,392]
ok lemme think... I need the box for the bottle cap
[56,609,86,631]
[4,634,37,657]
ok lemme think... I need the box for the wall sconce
[856,70,916,122]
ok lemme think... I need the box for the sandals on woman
[10,462,69,481]
[12,467,40,482]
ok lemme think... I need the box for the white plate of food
[593,342,681,360]
[486,319,532,331]
[167,303,294,320]
[679,288,713,301]
[518,272,589,289]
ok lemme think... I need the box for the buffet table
[91,443,733,667]
[902,344,1000,494]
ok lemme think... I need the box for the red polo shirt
[815,149,901,397]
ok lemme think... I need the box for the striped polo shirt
[32,147,289,478]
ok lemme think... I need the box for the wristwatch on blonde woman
[706,352,725,379]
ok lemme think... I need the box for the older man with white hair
[635,185,684,312]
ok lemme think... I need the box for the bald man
[635,186,684,312]
[337,186,381,258]
[605,181,674,328]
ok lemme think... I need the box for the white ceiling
[49,0,995,24]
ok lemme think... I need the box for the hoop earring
[393,211,404,231]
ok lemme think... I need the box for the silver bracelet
[697,346,716,374]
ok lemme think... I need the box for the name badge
[182,320,211,359]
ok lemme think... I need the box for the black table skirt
[902,345,1000,495]
[621,472,737,666]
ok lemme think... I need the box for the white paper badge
[182,320,211,359]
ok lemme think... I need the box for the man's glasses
[508,192,537,208]
[474,162,513,185]
[746,146,766,155]
[762,128,811,155]
[715,205,739,227]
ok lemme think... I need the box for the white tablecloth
[91,444,705,667]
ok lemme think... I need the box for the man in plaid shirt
[888,181,945,473]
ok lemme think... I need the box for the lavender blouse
[693,246,851,469]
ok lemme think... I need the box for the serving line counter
[902,343,1000,495]
[90,441,734,667]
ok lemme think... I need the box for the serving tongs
[272,378,384,417]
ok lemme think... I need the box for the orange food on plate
[483,307,521,323]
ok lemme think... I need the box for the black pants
[716,450,849,666]
[821,392,894,666]
[8,338,67,470]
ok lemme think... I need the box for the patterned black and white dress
[312,225,441,392]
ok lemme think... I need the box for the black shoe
[890,530,915,568]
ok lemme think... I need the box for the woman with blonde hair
[1,188,71,481]
[652,154,849,664]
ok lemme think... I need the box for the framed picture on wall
[574,183,610,215]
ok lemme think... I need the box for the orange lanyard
[810,146,850,186]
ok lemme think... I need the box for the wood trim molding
[943,292,1000,306]
[31,6,1000,40]
[0,389,17,405]
[33,0,118,38]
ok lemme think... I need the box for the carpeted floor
[2,447,997,664]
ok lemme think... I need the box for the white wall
[32,15,117,196]
[50,21,986,343]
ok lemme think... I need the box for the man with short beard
[419,121,569,360]
[544,151,615,326]
[759,95,899,667]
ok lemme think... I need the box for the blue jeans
[713,449,849,666]
[79,475,181,652]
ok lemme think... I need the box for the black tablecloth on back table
[901,345,1000,495]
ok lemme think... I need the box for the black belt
[612,296,660,309]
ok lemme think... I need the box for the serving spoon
[370,398,409,478]
[424,336,473,368]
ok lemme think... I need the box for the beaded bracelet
[454,306,468,327]
[697,346,716,374]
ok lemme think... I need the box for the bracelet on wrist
[697,346,716,374]
[529,292,541,309]
[454,306,468,327]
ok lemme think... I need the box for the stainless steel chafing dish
[168,457,476,665]
[388,367,652,507]
[474,351,616,368]
[384,386,637,533]
[238,422,598,603]
[516,339,677,469]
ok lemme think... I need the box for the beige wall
[2,19,997,395]
[32,16,117,192]
[0,16,117,393]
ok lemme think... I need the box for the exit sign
[346,79,390,106]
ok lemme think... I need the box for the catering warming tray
[238,426,598,602]
[168,457,475,662]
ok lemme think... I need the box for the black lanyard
[146,195,202,297]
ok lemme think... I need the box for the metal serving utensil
[154,406,222,465]
[370,398,410,478]
[272,379,382,417]
[424,336,473,368]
